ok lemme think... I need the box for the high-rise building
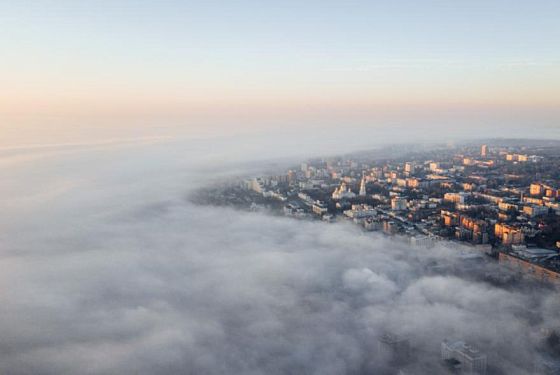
[481,144,488,157]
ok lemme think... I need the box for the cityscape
[2,1,560,374]
[200,140,560,285]
[194,139,560,374]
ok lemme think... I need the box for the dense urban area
[195,139,560,374]
[198,140,560,283]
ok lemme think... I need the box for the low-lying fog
[1,130,559,374]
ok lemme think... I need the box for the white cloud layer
[0,135,557,374]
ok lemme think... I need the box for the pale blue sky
[3,0,559,64]
[1,0,559,142]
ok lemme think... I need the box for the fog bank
[0,133,558,374]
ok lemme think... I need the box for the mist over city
[2,1,560,374]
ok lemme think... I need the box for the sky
[1,0,559,145]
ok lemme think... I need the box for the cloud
[0,136,555,374]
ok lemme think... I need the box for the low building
[383,220,398,234]
[498,202,518,212]
[444,192,468,205]
[494,223,524,245]
[530,183,544,196]
[534,354,560,374]
[364,217,382,231]
[378,333,410,364]
[406,178,429,189]
[249,178,265,193]
[312,201,328,216]
[441,210,459,227]
[523,205,549,217]
[332,182,356,200]
[344,204,376,219]
[391,196,408,211]
[441,339,487,374]
[499,248,560,284]
[456,216,488,244]
[410,235,435,248]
